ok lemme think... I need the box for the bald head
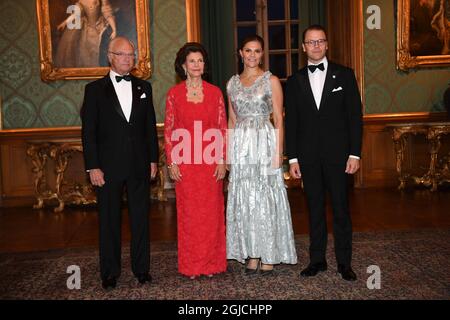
[107,37,136,75]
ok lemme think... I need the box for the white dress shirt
[110,69,133,122]
[309,57,328,110]
[86,70,133,172]
[289,57,359,164]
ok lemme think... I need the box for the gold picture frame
[36,0,151,81]
[397,0,450,71]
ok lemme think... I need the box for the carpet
[0,229,449,300]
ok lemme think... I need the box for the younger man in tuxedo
[285,25,363,281]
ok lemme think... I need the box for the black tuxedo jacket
[81,74,158,180]
[285,62,363,165]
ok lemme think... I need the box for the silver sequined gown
[226,71,297,265]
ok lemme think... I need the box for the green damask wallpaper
[149,0,186,122]
[0,0,185,128]
[364,0,450,114]
[4,1,446,126]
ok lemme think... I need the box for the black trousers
[96,177,150,280]
[300,163,352,266]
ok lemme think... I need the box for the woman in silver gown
[226,35,297,275]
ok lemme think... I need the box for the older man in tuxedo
[81,37,158,289]
[285,25,363,281]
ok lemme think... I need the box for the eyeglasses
[303,39,327,47]
[109,51,135,58]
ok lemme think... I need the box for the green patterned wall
[0,0,186,128]
[363,0,450,114]
[150,0,186,122]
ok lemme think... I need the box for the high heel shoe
[244,258,260,275]
[244,267,258,275]
[259,262,274,276]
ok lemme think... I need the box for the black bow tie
[308,63,325,73]
[115,75,131,82]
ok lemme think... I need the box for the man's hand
[289,163,301,179]
[345,158,360,174]
[89,168,105,187]
[213,164,226,181]
[150,163,157,179]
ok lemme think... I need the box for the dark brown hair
[302,24,328,43]
[239,34,265,52]
[174,42,209,80]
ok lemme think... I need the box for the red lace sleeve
[164,89,175,165]
[217,91,227,163]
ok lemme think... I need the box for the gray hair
[107,36,136,53]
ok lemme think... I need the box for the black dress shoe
[300,262,328,277]
[337,265,357,281]
[101,277,117,290]
[137,273,152,284]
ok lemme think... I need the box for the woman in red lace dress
[164,43,227,279]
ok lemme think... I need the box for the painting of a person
[54,0,117,68]
[410,0,450,56]
[430,0,450,54]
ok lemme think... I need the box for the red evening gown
[164,81,227,277]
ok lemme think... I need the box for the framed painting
[36,0,151,81]
[397,0,450,70]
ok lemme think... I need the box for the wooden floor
[1,187,449,253]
